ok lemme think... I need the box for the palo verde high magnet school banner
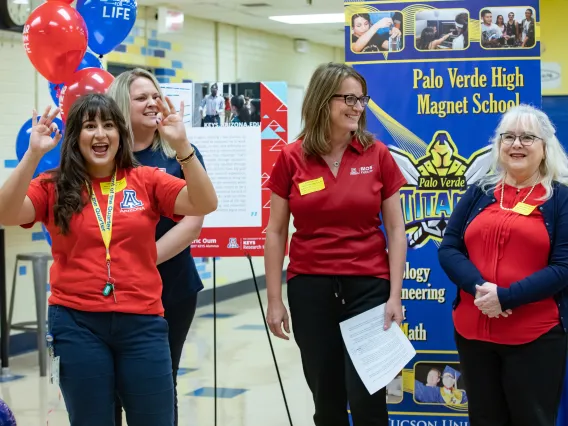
[344,0,541,424]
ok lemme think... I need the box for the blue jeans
[48,305,174,426]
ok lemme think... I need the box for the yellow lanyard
[88,170,117,301]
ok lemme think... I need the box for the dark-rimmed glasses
[500,132,542,146]
[331,94,370,107]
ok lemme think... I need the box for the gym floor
[0,290,315,426]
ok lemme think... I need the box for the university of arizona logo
[227,238,239,249]
[120,190,144,212]
[389,131,492,249]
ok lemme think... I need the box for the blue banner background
[345,0,541,423]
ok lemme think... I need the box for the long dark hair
[418,27,436,50]
[46,93,136,235]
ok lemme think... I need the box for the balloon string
[46,391,62,426]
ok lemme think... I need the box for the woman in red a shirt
[264,62,407,425]
[0,94,217,425]
[439,105,568,426]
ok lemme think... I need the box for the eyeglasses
[500,132,542,146]
[331,94,370,107]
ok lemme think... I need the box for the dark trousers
[115,294,198,426]
[455,326,567,426]
[287,275,391,426]
[48,305,174,426]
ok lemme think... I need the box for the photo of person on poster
[198,83,224,127]
[480,7,536,49]
[415,9,470,51]
[351,11,403,53]
[414,364,468,406]
[195,82,262,127]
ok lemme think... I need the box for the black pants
[455,326,567,426]
[115,294,198,426]
[287,275,391,426]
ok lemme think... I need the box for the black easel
[210,254,293,425]
[213,256,217,426]
[0,227,12,381]
[245,253,293,426]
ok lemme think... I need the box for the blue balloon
[15,116,64,178]
[42,224,52,247]
[76,0,138,56]
[78,50,103,70]
[0,399,16,426]
[48,82,62,105]
[48,51,102,106]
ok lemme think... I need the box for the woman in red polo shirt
[264,62,407,425]
[0,93,217,426]
[439,105,568,426]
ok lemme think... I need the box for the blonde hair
[479,104,568,199]
[107,68,175,158]
[297,62,375,156]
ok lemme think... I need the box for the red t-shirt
[267,138,406,281]
[454,183,559,344]
[23,166,186,316]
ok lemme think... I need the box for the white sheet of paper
[185,125,262,228]
[340,303,416,395]
[160,83,193,125]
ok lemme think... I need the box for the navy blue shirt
[438,181,568,333]
[134,143,205,309]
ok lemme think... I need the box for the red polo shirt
[454,183,559,344]
[22,166,186,316]
[267,138,406,281]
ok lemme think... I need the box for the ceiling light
[269,13,344,24]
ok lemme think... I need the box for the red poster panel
[190,82,288,257]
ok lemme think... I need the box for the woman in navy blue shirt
[108,69,205,425]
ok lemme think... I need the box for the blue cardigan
[438,181,568,333]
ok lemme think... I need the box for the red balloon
[47,0,75,3]
[59,68,115,123]
[23,2,88,84]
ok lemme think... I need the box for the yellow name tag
[512,202,537,216]
[100,177,127,195]
[298,177,325,196]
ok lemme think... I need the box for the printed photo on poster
[413,362,468,406]
[414,9,470,51]
[194,81,262,128]
[480,7,536,49]
[386,373,404,404]
[350,11,404,53]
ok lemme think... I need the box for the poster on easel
[344,0,540,423]
[187,81,288,257]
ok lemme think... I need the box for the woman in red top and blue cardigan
[439,104,568,426]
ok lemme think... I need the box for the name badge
[298,177,325,196]
[512,202,537,216]
[100,177,127,195]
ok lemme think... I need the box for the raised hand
[29,106,62,156]
[156,96,189,153]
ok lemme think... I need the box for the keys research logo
[227,238,240,249]
[389,131,492,249]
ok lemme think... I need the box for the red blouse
[453,183,559,344]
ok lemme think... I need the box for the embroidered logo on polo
[120,190,145,213]
[389,131,492,249]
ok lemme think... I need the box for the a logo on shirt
[120,190,145,213]
[227,238,240,249]
[389,131,492,249]
[350,166,373,175]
